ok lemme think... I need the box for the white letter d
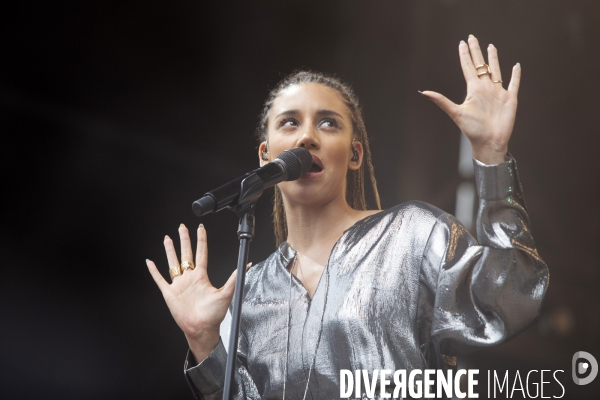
[340,370,353,397]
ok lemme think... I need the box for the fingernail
[418,91,432,101]
[460,40,466,44]
[199,223,204,229]
[469,34,475,39]
[179,223,184,228]
[516,62,521,66]
[488,43,494,48]
[145,259,150,263]
[164,235,169,240]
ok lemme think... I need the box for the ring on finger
[169,265,182,280]
[492,80,503,83]
[475,64,492,77]
[181,261,195,272]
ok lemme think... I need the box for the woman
[147,35,548,399]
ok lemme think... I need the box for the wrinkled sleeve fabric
[423,156,549,365]
[184,334,261,399]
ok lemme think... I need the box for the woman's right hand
[146,224,240,363]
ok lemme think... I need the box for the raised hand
[146,224,241,363]
[421,34,521,165]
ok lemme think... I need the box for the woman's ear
[348,140,363,171]
[258,141,268,166]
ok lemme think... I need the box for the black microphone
[192,147,313,217]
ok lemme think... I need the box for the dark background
[2,1,599,399]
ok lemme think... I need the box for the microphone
[192,147,313,217]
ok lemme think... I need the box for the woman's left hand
[421,35,521,165]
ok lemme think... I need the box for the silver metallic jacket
[184,157,549,399]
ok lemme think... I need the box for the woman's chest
[242,249,425,371]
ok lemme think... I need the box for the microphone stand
[221,174,264,400]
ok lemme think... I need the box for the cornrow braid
[257,70,381,247]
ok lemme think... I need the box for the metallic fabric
[184,157,549,399]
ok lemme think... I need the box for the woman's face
[261,82,363,207]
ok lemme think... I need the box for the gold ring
[169,265,182,280]
[475,64,492,77]
[492,80,503,83]
[181,261,195,271]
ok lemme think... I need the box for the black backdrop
[2,1,599,399]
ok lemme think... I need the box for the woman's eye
[279,117,299,128]
[319,118,338,128]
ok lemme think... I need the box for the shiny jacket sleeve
[422,156,549,365]
[183,333,261,399]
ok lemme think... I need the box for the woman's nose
[297,126,319,149]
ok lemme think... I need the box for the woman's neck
[283,194,364,266]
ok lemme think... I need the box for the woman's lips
[311,154,323,170]
[300,154,324,179]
